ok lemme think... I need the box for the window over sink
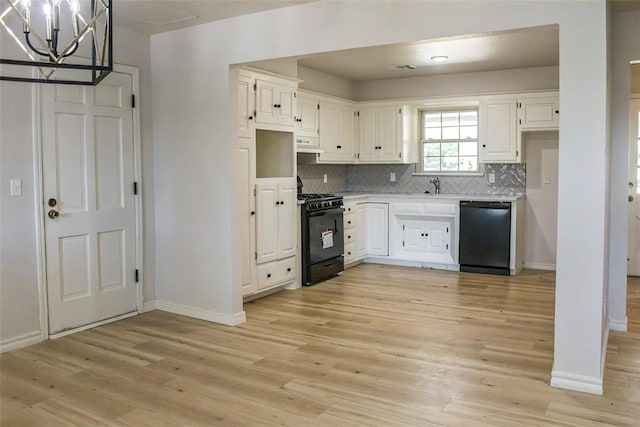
[420,108,479,173]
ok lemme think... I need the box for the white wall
[298,65,356,99]
[0,27,155,349]
[150,0,611,393]
[631,64,640,94]
[524,132,559,269]
[355,65,559,101]
[608,10,640,332]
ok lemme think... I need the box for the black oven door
[307,208,344,264]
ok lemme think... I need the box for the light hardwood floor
[1,265,639,426]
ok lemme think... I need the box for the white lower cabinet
[253,179,297,294]
[366,203,389,256]
[395,217,455,264]
[257,256,296,291]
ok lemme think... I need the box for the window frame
[418,106,481,176]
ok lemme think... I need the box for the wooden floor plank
[1,265,639,425]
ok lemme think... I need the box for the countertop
[338,192,525,202]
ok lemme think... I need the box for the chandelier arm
[25,32,52,58]
[60,41,79,58]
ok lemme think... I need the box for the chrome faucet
[429,177,440,194]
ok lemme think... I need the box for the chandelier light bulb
[71,0,80,13]
[52,0,61,5]
[21,0,30,8]
[43,3,51,16]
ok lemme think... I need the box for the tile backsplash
[298,163,525,195]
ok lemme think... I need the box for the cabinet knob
[267,273,271,278]
[250,211,255,216]
[555,110,559,114]
[287,267,291,272]
[276,201,280,205]
[337,145,342,149]
[347,208,351,211]
[280,200,284,205]
[348,221,351,224]
[348,235,351,239]
[248,116,253,120]
[482,144,486,148]
[348,251,351,255]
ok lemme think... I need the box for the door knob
[48,209,60,219]
[48,198,57,207]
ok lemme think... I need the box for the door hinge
[399,108,401,114]
[135,269,139,283]
[294,92,297,98]
[357,153,360,159]
[516,150,519,157]
[255,252,258,260]
[133,181,138,195]
[399,152,401,158]
[357,111,360,117]
[131,94,136,108]
[254,109,257,118]
[446,243,449,250]
[402,225,405,230]
[317,104,320,110]
[519,118,522,125]
[446,226,449,233]
[402,241,405,247]
[317,129,319,134]
[253,82,257,91]
[254,188,256,196]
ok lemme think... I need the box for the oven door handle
[308,208,344,217]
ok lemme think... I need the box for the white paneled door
[629,99,640,277]
[42,72,138,334]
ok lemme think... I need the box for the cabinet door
[255,79,277,125]
[366,203,389,256]
[378,106,402,162]
[518,97,559,130]
[256,183,278,264]
[356,204,368,258]
[401,221,426,253]
[480,99,518,163]
[358,108,377,162]
[425,221,451,255]
[238,137,256,295]
[318,101,354,162]
[278,182,297,259]
[238,74,255,138]
[338,104,355,159]
[297,94,318,138]
[276,85,296,126]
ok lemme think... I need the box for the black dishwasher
[459,201,511,275]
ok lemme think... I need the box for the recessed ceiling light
[430,56,448,63]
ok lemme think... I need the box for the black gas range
[298,193,345,286]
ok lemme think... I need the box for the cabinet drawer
[257,257,296,290]
[344,213,356,230]
[344,229,357,245]
[344,242,358,263]
[296,136,318,147]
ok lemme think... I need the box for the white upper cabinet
[255,78,297,128]
[480,99,519,163]
[296,92,319,144]
[317,99,356,163]
[517,97,559,130]
[358,106,403,163]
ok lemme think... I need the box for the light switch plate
[488,173,496,184]
[10,178,22,196]
[390,172,396,182]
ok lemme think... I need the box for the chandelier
[0,0,112,85]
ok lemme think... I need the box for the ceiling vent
[387,64,416,70]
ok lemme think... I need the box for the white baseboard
[142,301,158,313]
[154,301,246,326]
[550,327,608,396]
[0,330,45,353]
[608,316,628,332]
[550,370,603,395]
[523,262,556,271]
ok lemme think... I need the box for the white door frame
[32,64,143,340]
